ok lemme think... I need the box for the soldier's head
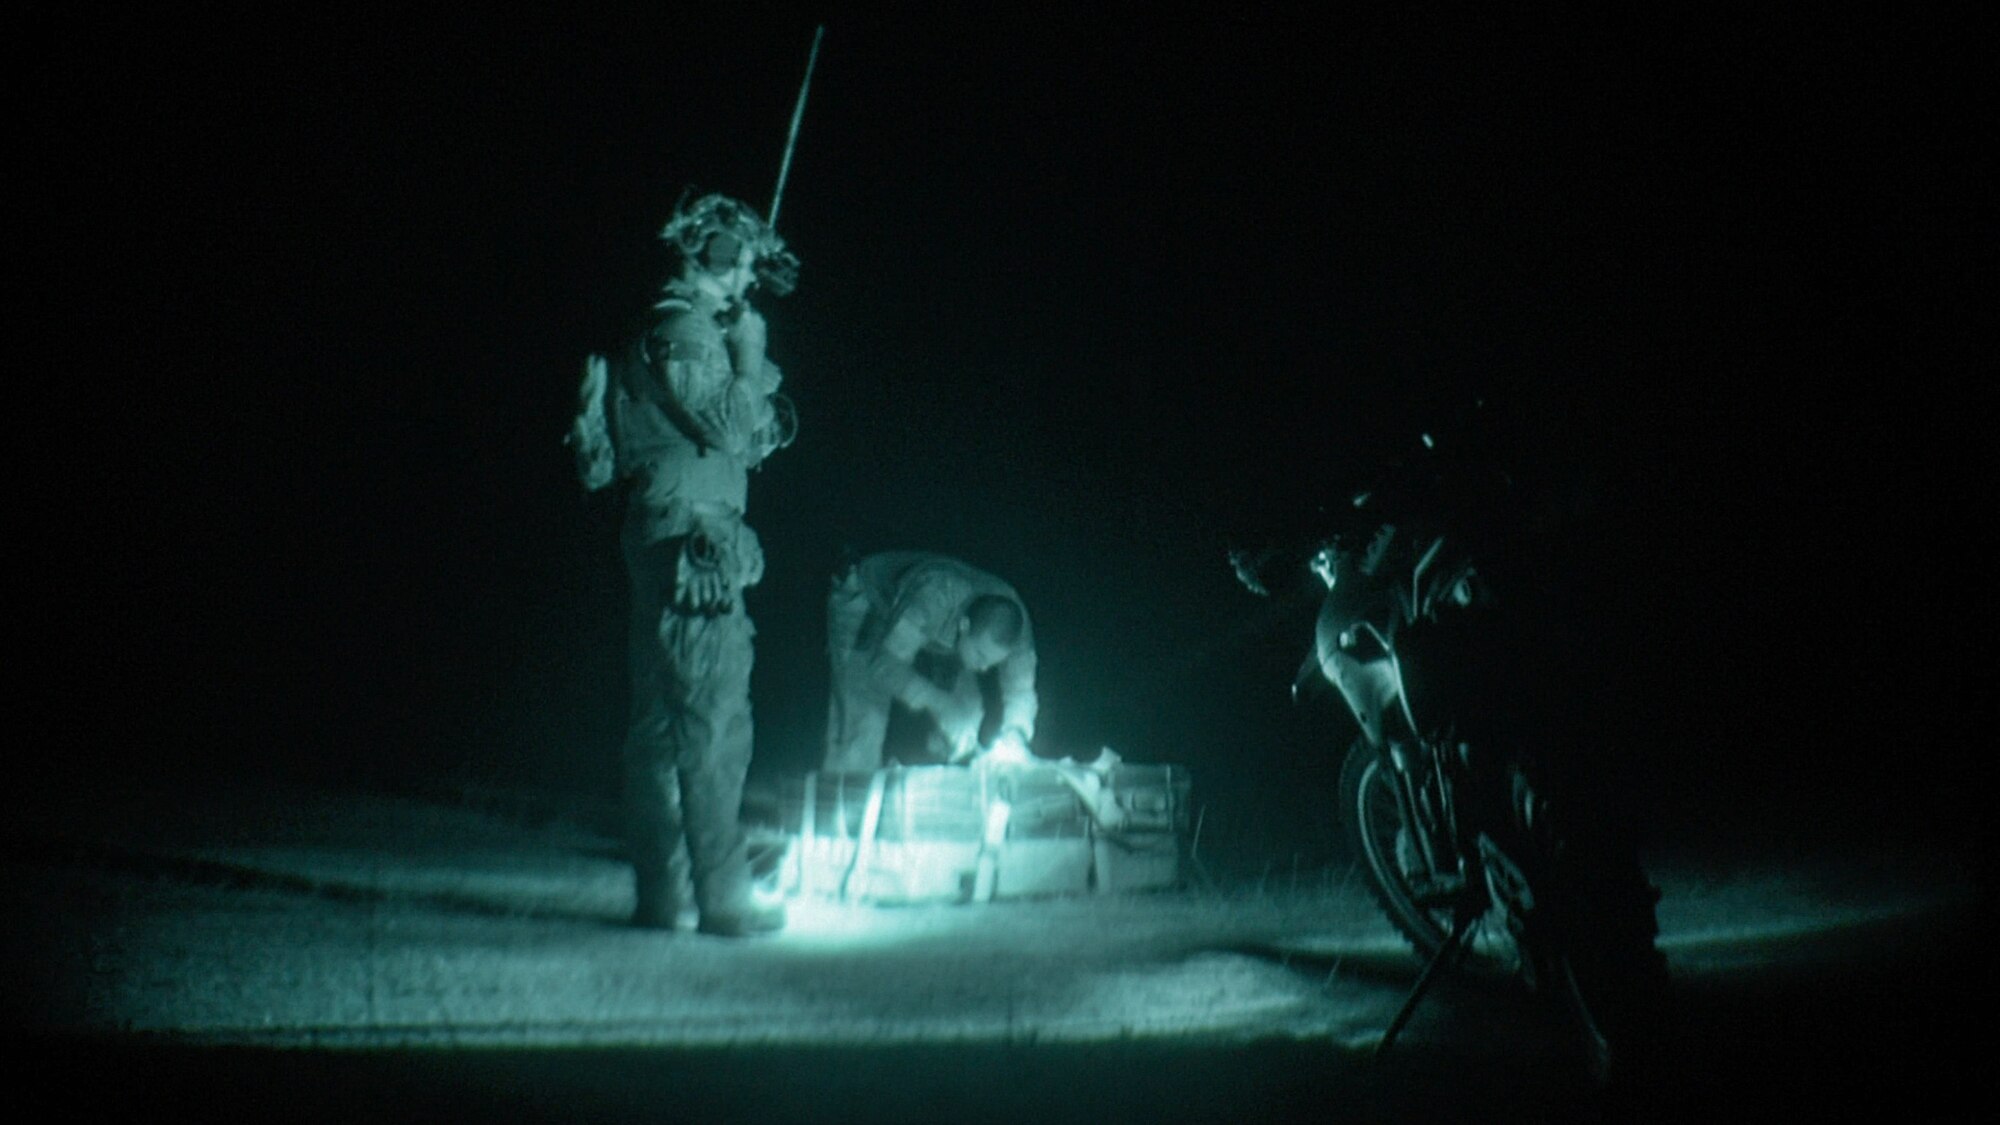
[956,595,1024,672]
[660,192,799,299]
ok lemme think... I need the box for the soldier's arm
[993,645,1039,742]
[649,314,773,455]
[867,613,953,716]
[724,305,781,396]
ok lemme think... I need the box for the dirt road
[3,780,1977,1122]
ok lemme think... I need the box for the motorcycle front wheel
[1339,737,1668,1086]
[1338,738,1522,975]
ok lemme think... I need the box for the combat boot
[630,839,696,931]
[631,888,681,930]
[689,840,785,936]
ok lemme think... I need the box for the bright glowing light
[1310,547,1338,589]
[977,737,1033,767]
[770,897,912,942]
[751,876,789,911]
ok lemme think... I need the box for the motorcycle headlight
[1310,546,1339,590]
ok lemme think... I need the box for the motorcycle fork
[1387,742,1458,885]
[1375,744,1489,1061]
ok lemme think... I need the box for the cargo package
[762,758,1190,904]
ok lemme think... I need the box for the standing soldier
[572,192,799,935]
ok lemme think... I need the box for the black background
[18,6,1981,864]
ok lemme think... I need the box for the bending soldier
[822,551,1039,773]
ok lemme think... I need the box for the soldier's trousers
[623,539,758,921]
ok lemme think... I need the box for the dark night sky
[20,7,1981,857]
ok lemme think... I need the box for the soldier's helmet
[660,192,800,296]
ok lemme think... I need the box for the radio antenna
[767,25,824,231]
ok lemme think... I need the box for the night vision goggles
[660,192,800,297]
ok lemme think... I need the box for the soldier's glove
[936,696,983,763]
[986,726,1032,764]
[673,533,733,615]
[669,513,764,615]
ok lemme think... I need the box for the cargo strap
[799,772,818,897]
[971,797,1012,902]
[839,771,888,901]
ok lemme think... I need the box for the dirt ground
[1,777,1981,1123]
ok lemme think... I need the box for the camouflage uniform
[823,551,1039,772]
[609,270,788,934]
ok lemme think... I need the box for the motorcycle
[1231,418,1667,1085]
